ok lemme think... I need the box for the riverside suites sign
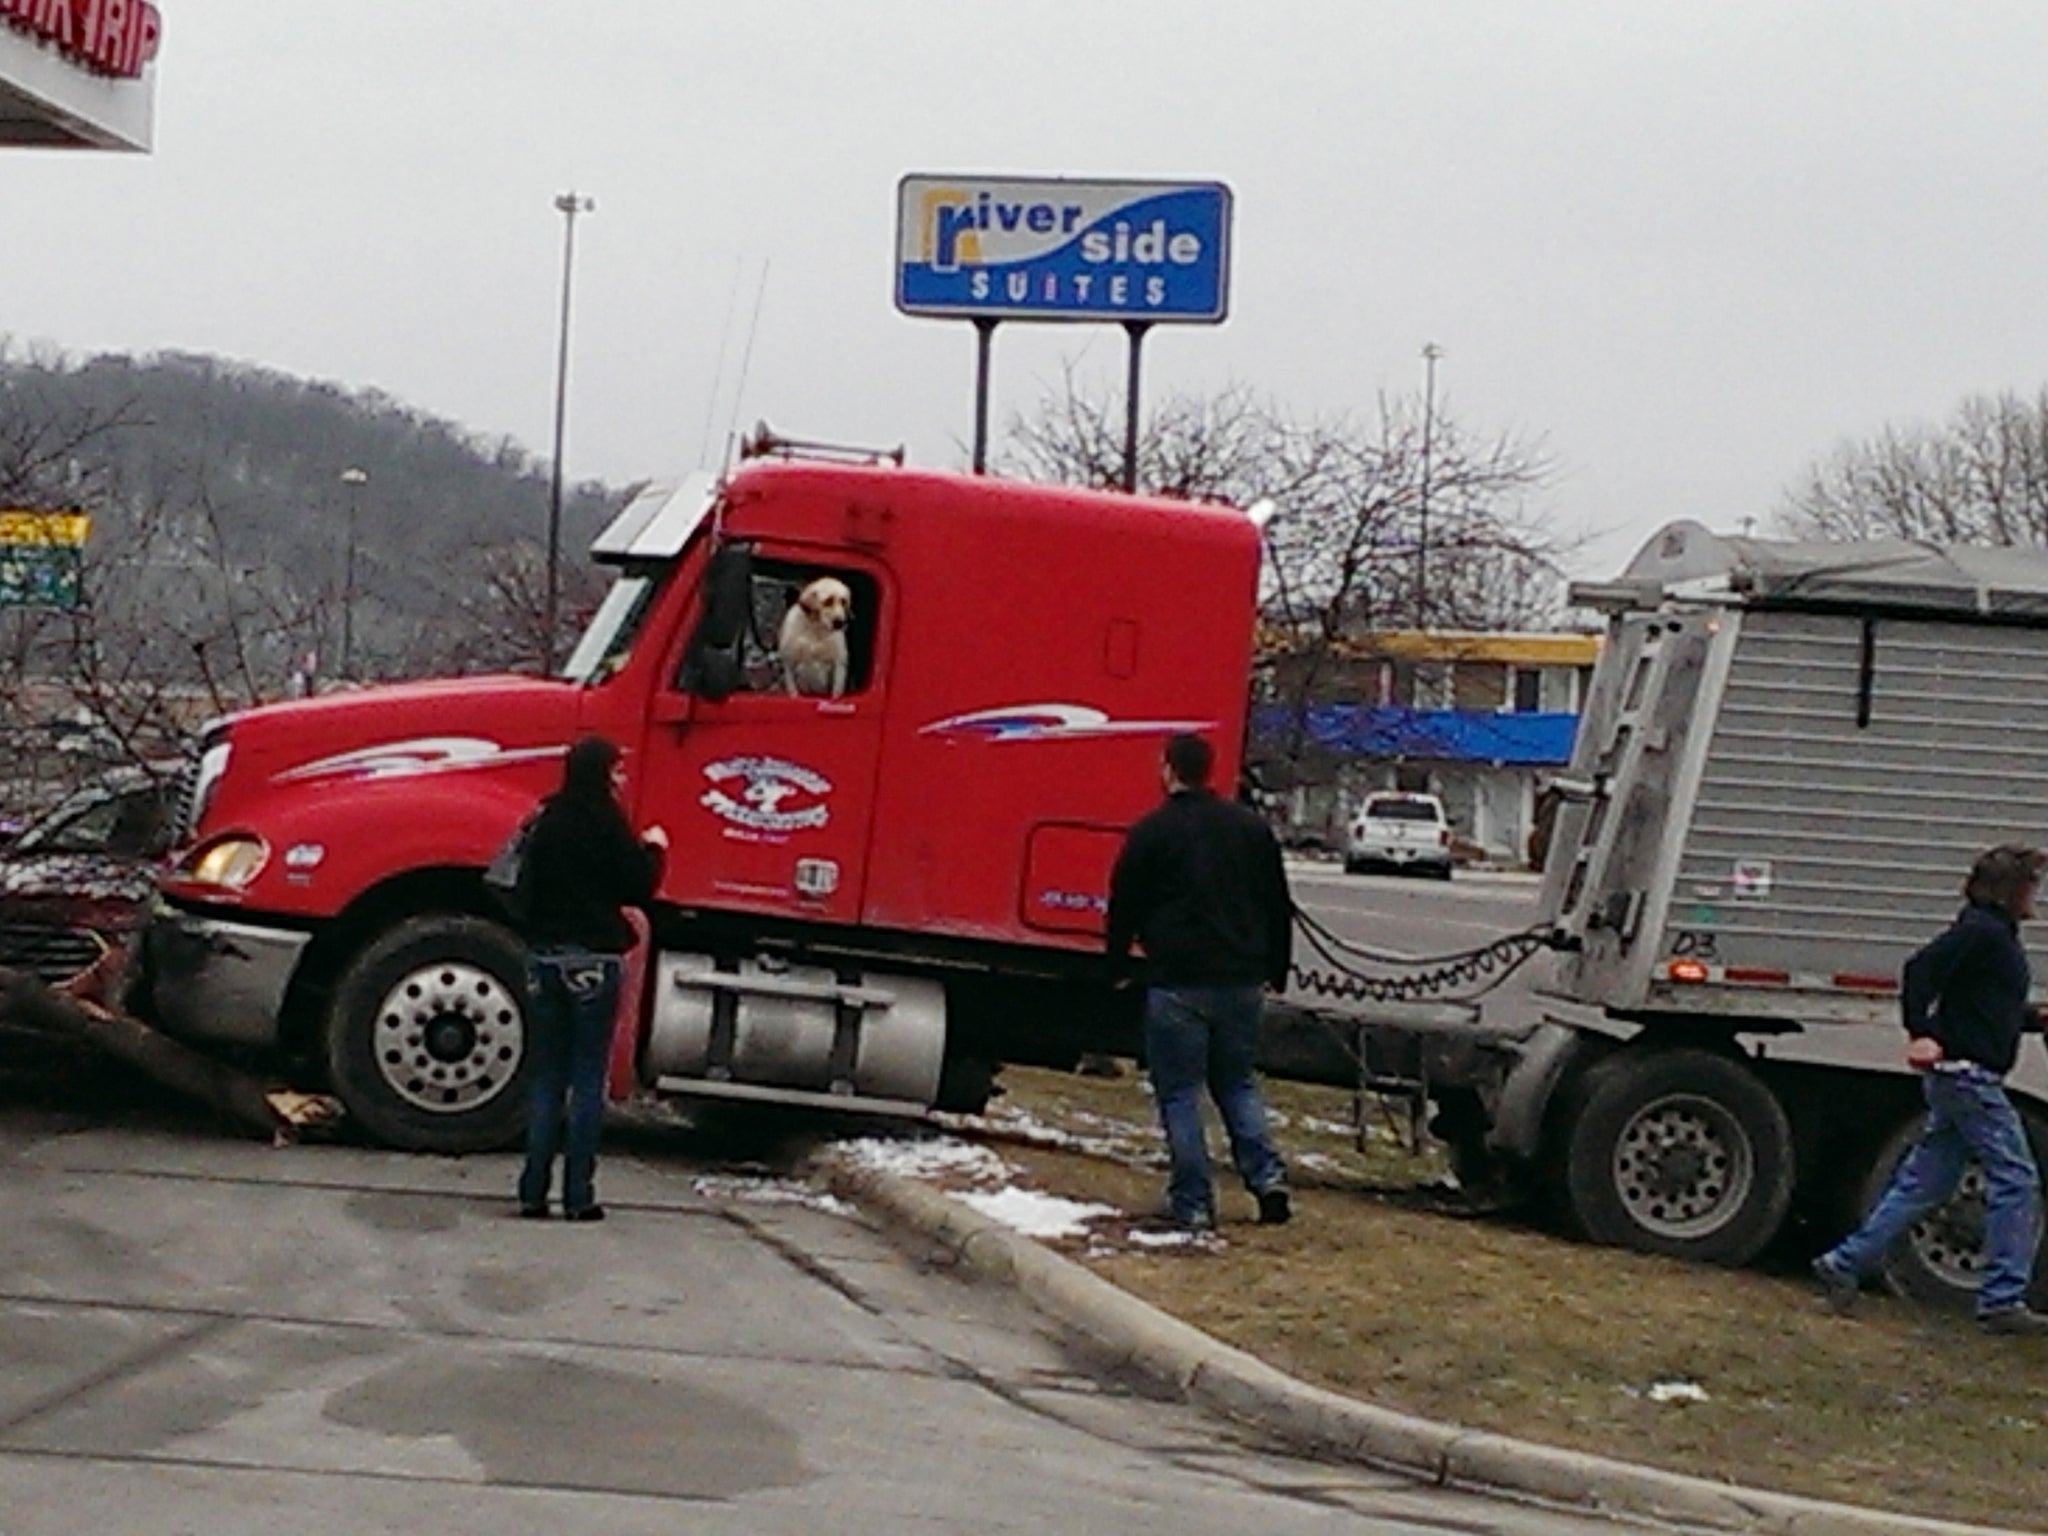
[2,0,162,79]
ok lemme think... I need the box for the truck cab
[142,452,1262,1151]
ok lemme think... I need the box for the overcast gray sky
[7,1,2048,577]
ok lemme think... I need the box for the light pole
[339,466,368,678]
[1415,342,1442,626]
[545,191,595,674]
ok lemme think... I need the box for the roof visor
[590,472,719,564]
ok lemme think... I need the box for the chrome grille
[169,753,201,844]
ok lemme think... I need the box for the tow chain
[1289,905,1562,1006]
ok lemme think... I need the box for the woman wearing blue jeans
[512,736,665,1222]
[1813,844,2048,1333]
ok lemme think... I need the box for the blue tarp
[1253,706,1579,766]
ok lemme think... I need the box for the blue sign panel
[896,175,1232,323]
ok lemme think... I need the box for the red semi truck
[141,449,1263,1151]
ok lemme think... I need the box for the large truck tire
[1854,1107,2048,1314]
[325,915,531,1153]
[1560,1047,1794,1265]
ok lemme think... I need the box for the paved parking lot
[0,1091,1645,1536]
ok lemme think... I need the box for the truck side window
[680,559,880,698]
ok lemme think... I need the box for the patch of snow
[955,1186,1117,1239]
[933,1104,1151,1162]
[1298,1115,1359,1139]
[1128,1228,1213,1249]
[1647,1380,1710,1405]
[1069,1109,1144,1132]
[690,1175,854,1216]
[835,1135,1010,1185]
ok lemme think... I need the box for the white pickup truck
[1344,792,1454,878]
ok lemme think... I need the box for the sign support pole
[1122,320,1152,493]
[971,318,999,474]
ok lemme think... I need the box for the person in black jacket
[1107,733,1293,1230]
[1812,844,2048,1332]
[513,736,666,1222]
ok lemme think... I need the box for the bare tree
[394,541,611,679]
[1782,387,2048,545]
[998,371,1569,783]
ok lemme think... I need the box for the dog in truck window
[777,576,853,697]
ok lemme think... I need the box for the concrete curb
[822,1157,2033,1536]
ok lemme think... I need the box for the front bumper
[1349,842,1450,866]
[141,905,310,1048]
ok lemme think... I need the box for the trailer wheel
[1857,1108,2048,1313]
[325,915,530,1153]
[1562,1048,1793,1265]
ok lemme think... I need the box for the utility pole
[1416,342,1442,626]
[545,191,595,674]
[338,467,368,678]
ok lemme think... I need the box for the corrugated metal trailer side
[1666,611,2048,997]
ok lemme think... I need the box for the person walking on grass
[513,735,666,1223]
[1107,733,1294,1232]
[1813,844,2048,1333]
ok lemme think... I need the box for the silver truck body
[1540,520,2048,1101]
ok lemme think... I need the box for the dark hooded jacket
[1902,901,2034,1076]
[1105,787,1293,989]
[517,739,661,953]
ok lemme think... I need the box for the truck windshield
[561,573,660,684]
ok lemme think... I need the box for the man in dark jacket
[1107,733,1293,1230]
[1812,844,2048,1332]
[513,735,665,1222]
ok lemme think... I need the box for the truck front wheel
[1561,1047,1794,1265]
[325,915,530,1153]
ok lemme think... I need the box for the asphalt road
[1282,859,1561,1030]
[0,1091,1649,1536]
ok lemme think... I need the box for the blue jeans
[1822,1068,2042,1316]
[517,947,622,1214]
[1144,985,1287,1222]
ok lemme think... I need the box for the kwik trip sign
[897,176,1232,323]
[2,0,162,78]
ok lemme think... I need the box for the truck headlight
[181,834,270,890]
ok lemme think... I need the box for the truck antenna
[696,255,744,469]
[720,258,773,463]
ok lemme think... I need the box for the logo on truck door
[700,756,832,837]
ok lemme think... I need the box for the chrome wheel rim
[371,960,523,1114]
[1611,1093,1756,1240]
[1905,1165,1988,1286]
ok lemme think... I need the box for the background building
[1,3,162,151]
[1257,630,1599,865]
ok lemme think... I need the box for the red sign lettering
[2,0,161,80]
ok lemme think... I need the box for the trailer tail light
[1666,959,1710,983]
[1833,973,1899,994]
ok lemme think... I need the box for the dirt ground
[949,1065,2048,1532]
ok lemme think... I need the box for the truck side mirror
[679,542,755,702]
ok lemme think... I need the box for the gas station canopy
[0,2,162,152]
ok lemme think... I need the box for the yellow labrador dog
[778,576,853,697]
